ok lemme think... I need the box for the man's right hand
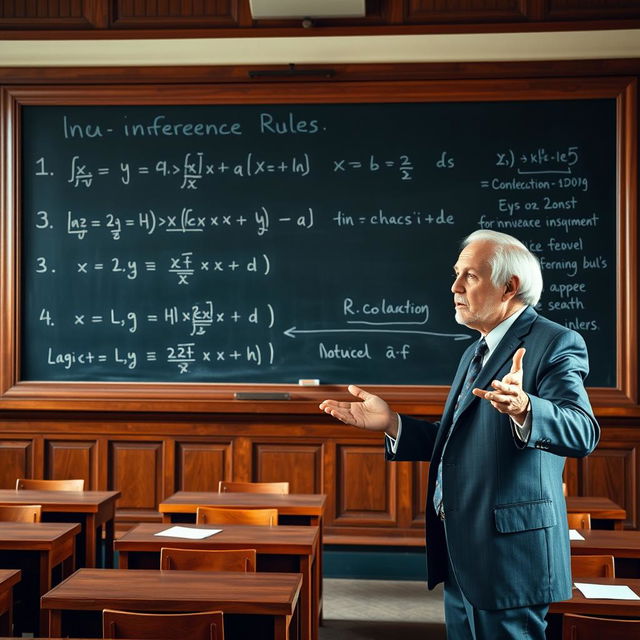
[319,384,398,437]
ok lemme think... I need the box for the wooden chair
[218,481,289,494]
[160,547,257,572]
[16,478,85,491]
[567,512,591,529]
[103,609,224,639]
[0,504,42,522]
[562,482,568,496]
[562,613,640,639]
[570,554,615,578]
[196,506,278,526]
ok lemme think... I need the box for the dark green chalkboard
[20,98,616,386]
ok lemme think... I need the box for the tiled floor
[320,578,446,639]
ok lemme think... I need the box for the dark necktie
[433,338,488,518]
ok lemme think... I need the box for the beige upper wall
[1,29,640,66]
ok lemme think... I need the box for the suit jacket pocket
[493,499,556,534]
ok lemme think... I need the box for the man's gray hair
[462,230,543,306]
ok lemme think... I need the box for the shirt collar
[483,305,528,359]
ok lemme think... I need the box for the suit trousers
[444,554,549,640]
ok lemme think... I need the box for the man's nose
[451,276,463,293]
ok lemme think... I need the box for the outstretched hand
[472,347,530,423]
[319,384,398,437]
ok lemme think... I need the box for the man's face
[451,240,509,334]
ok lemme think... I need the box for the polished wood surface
[41,568,301,639]
[196,507,278,526]
[0,569,20,636]
[549,577,640,616]
[0,489,120,567]
[567,513,592,529]
[160,492,325,521]
[103,609,224,640]
[161,547,257,572]
[2,1,640,37]
[0,522,80,634]
[571,528,640,558]
[0,504,41,522]
[562,613,640,640]
[17,479,84,491]
[566,497,626,530]
[116,523,318,640]
[571,555,615,578]
[219,481,289,494]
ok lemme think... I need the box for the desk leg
[104,516,115,567]
[0,589,12,636]
[615,521,624,530]
[38,551,53,636]
[85,514,97,568]
[119,551,129,569]
[274,614,290,640]
[46,610,62,637]
[298,555,313,640]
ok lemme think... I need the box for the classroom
[1,2,640,639]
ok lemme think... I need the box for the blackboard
[19,94,618,387]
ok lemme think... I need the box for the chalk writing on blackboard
[21,100,616,385]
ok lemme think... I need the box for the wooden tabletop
[159,492,325,516]
[0,490,120,513]
[566,496,626,520]
[570,528,640,558]
[549,577,640,616]
[0,522,81,548]
[116,522,318,554]
[41,568,302,616]
[0,570,20,591]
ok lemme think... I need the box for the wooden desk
[116,522,318,640]
[570,528,640,577]
[0,522,80,634]
[0,490,120,568]
[549,577,640,616]
[566,496,626,530]
[159,492,325,527]
[0,569,20,636]
[571,528,640,558]
[159,491,326,624]
[41,568,301,640]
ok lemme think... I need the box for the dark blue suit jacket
[386,306,600,610]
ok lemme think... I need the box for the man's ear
[504,276,520,300]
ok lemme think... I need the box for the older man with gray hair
[320,230,600,640]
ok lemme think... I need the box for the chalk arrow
[283,326,471,340]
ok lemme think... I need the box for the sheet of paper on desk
[574,582,640,600]
[569,529,585,540]
[154,526,222,539]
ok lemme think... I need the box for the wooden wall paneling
[96,436,110,491]
[581,443,637,528]
[0,0,107,29]
[545,0,640,21]
[230,436,252,482]
[405,0,529,23]
[411,461,429,527]
[563,457,579,496]
[109,440,163,512]
[334,443,397,526]
[44,438,97,489]
[0,438,34,488]
[110,0,240,28]
[253,442,324,494]
[175,440,232,492]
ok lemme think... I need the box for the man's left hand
[472,347,529,424]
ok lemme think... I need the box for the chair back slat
[196,506,278,526]
[160,547,257,572]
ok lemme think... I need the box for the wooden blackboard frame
[1,77,637,414]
